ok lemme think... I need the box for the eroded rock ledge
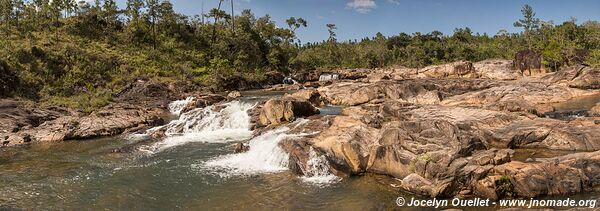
[0,81,187,147]
[262,63,600,200]
[0,101,166,147]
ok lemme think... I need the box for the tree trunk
[15,12,19,31]
[55,16,59,42]
[230,0,234,35]
[211,0,223,45]
[210,0,224,58]
[152,15,156,49]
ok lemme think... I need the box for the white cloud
[346,0,376,14]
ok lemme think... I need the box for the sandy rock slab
[1,102,166,147]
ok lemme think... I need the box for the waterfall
[300,147,341,185]
[201,127,292,177]
[141,97,340,184]
[200,119,313,177]
[164,101,253,135]
[168,96,195,115]
[319,73,339,81]
[141,101,255,152]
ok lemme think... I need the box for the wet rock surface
[269,64,600,200]
[180,94,226,114]
[227,91,242,99]
[234,142,249,153]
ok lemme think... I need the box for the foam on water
[168,97,195,115]
[142,101,255,152]
[319,73,339,81]
[143,97,341,185]
[201,127,292,177]
[165,101,253,135]
[300,147,341,185]
[200,119,316,178]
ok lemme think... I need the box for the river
[1,92,600,210]
[0,93,405,210]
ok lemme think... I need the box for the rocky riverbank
[1,80,197,147]
[3,59,600,202]
[251,60,600,200]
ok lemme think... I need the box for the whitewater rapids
[142,97,340,184]
[140,100,254,152]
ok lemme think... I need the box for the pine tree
[1,0,13,27]
[125,0,144,23]
[285,17,307,43]
[326,23,337,42]
[49,0,63,40]
[158,0,176,32]
[514,4,540,49]
[13,0,25,30]
[145,0,159,49]
[210,0,224,45]
[62,0,76,17]
[102,0,119,25]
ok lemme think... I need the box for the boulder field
[252,60,600,200]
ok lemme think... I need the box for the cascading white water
[165,101,253,135]
[168,96,195,115]
[200,127,292,177]
[319,73,339,81]
[301,147,341,185]
[143,97,341,184]
[141,101,255,152]
[200,119,314,177]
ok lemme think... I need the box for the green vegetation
[409,153,432,172]
[0,2,598,111]
[297,13,599,69]
[496,175,514,197]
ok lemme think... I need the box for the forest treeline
[0,1,599,111]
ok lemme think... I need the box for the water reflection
[552,93,600,112]
[318,105,343,116]
[545,93,600,120]
[3,92,600,210]
[0,137,404,210]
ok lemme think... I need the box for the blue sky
[112,0,600,43]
